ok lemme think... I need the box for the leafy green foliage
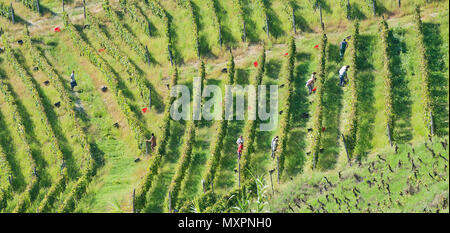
[0,75,37,213]
[413,6,434,135]
[134,67,179,212]
[241,46,266,182]
[203,54,235,190]
[176,0,200,58]
[103,0,151,64]
[310,33,327,169]
[2,34,68,212]
[278,37,296,174]
[379,19,395,144]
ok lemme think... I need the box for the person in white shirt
[339,65,350,87]
[271,136,279,158]
[70,70,78,91]
[306,72,317,95]
[236,136,244,146]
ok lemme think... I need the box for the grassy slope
[269,138,449,213]
[0,0,448,212]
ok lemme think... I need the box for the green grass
[269,138,449,213]
[0,0,448,212]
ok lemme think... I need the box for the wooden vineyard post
[145,140,149,155]
[242,21,247,42]
[145,46,150,65]
[168,191,172,213]
[201,179,206,193]
[148,87,152,109]
[132,189,136,213]
[36,0,40,14]
[430,111,435,136]
[238,156,241,188]
[211,181,214,193]
[342,134,350,164]
[398,0,401,8]
[319,5,324,31]
[62,0,65,12]
[387,123,393,147]
[276,156,280,184]
[269,170,274,196]
[83,0,86,19]
[265,14,269,39]
[347,0,351,20]
[292,7,296,34]
[372,0,376,17]
[218,24,222,46]
[313,152,317,169]
[10,4,14,24]
[168,45,174,66]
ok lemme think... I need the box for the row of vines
[165,61,206,211]
[119,0,152,37]
[0,78,38,213]
[202,53,235,192]
[2,34,67,212]
[379,19,395,146]
[23,31,95,212]
[278,37,296,174]
[62,13,148,158]
[102,0,151,64]
[342,21,360,161]
[143,0,174,64]
[413,7,434,136]
[134,67,179,212]
[240,46,266,182]
[176,0,200,58]
[86,11,150,103]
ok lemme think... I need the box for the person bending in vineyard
[237,142,244,160]
[146,133,157,153]
[339,65,350,87]
[306,72,317,95]
[236,136,244,146]
[340,38,348,60]
[70,70,78,91]
[271,136,279,159]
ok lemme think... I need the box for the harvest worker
[146,133,157,153]
[340,38,348,60]
[271,136,279,158]
[237,142,244,160]
[306,72,317,95]
[70,70,78,91]
[236,136,244,146]
[339,65,350,87]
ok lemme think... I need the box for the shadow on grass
[215,120,244,190]
[264,0,285,40]
[265,59,282,80]
[9,14,32,26]
[282,62,311,175]
[16,50,82,180]
[0,109,27,191]
[354,35,377,158]
[241,0,259,43]
[290,2,312,33]
[350,2,368,21]
[235,68,250,85]
[144,121,185,212]
[178,150,208,206]
[389,29,413,143]
[317,61,343,170]
[422,23,449,136]
[1,78,51,200]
